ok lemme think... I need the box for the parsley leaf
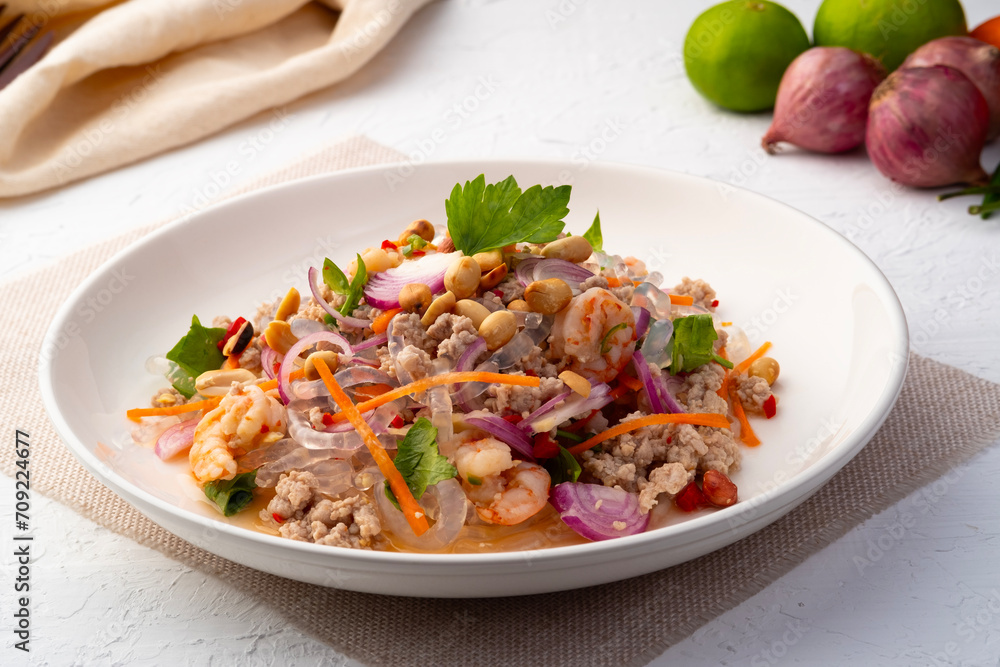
[445,174,571,256]
[322,255,368,319]
[165,315,227,397]
[544,445,582,485]
[203,470,257,517]
[583,210,603,252]
[667,314,733,375]
[384,418,457,510]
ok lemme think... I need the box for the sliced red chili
[217,316,247,350]
[321,413,334,426]
[272,513,285,524]
[532,433,559,459]
[390,415,405,428]
[259,424,269,434]
[711,299,719,308]
[674,481,710,512]
[502,414,523,424]
[411,250,426,257]
[381,239,398,250]
[562,409,599,433]
[763,395,777,419]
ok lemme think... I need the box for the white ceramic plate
[39,160,908,598]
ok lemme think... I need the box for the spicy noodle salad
[127,175,780,553]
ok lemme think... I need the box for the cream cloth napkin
[3,136,1000,665]
[0,0,432,198]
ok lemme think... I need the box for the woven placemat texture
[3,137,1000,666]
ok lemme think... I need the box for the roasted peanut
[748,357,780,385]
[264,320,298,355]
[479,263,508,290]
[444,256,481,299]
[507,299,531,312]
[399,283,433,315]
[702,470,738,508]
[361,247,394,274]
[437,235,456,253]
[541,235,593,263]
[524,278,573,314]
[274,287,300,322]
[195,369,258,396]
[400,219,435,244]
[221,320,254,357]
[559,370,591,398]
[421,291,456,327]
[454,299,491,329]
[304,350,341,381]
[479,310,516,350]
[472,250,504,273]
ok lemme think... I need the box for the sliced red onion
[456,337,487,372]
[307,267,371,330]
[521,383,614,434]
[260,343,279,380]
[632,350,665,414]
[350,357,380,368]
[277,331,353,404]
[519,390,572,429]
[353,332,388,351]
[550,482,650,541]
[465,412,535,460]
[154,419,198,460]
[655,371,685,414]
[362,252,455,310]
[514,256,543,286]
[533,258,595,286]
[632,306,651,339]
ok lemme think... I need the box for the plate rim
[38,158,910,568]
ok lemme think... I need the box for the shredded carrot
[313,357,429,537]
[617,374,643,392]
[325,372,540,424]
[371,308,402,335]
[733,341,772,376]
[566,412,731,456]
[668,294,694,306]
[729,383,760,447]
[127,397,222,421]
[605,275,621,288]
[353,383,394,402]
[126,368,305,421]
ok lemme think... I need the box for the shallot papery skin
[902,36,1000,141]
[866,65,990,188]
[762,47,886,154]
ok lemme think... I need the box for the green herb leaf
[340,254,368,317]
[583,210,603,252]
[600,322,629,354]
[384,418,457,510]
[165,315,227,397]
[322,257,350,295]
[668,314,722,375]
[445,174,571,256]
[555,429,585,443]
[203,470,257,517]
[544,445,582,485]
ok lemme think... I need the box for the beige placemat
[4,136,1000,666]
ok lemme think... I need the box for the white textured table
[3,1,1000,664]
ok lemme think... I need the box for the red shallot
[866,65,990,188]
[902,36,1000,141]
[763,47,886,154]
[549,482,649,541]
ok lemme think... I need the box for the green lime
[684,1,810,113]
[814,0,967,71]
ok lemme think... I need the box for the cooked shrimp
[190,383,285,483]
[550,287,636,383]
[453,436,514,481]
[466,462,551,526]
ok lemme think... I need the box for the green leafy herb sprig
[667,314,733,375]
[384,418,457,510]
[165,315,227,398]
